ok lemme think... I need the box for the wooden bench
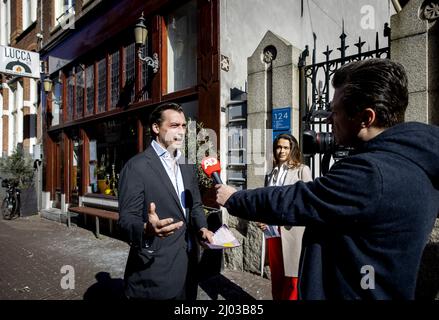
[68,206,119,238]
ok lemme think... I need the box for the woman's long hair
[272,133,302,169]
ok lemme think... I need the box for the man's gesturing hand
[215,184,237,206]
[144,202,184,237]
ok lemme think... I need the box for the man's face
[328,87,361,147]
[153,109,186,151]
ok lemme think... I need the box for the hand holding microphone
[201,157,237,206]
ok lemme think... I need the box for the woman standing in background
[258,133,312,300]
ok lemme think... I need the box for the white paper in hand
[205,224,240,249]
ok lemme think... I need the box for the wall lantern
[135,12,159,73]
[43,76,53,93]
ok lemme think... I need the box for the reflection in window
[88,117,138,195]
[71,130,82,205]
[124,42,136,104]
[67,71,74,121]
[85,64,94,116]
[54,0,75,26]
[97,58,106,113]
[166,0,197,93]
[76,67,84,118]
[51,77,63,126]
[110,50,120,109]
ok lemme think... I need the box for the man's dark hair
[332,58,408,128]
[149,102,184,137]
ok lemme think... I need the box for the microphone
[201,157,223,185]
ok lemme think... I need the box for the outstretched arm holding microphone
[215,59,439,300]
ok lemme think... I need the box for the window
[75,66,84,118]
[22,0,37,30]
[110,50,120,109]
[54,0,75,27]
[0,0,11,46]
[51,77,63,126]
[227,101,247,190]
[88,117,138,195]
[71,129,82,204]
[166,0,197,93]
[124,42,136,104]
[97,57,107,113]
[85,64,94,116]
[66,70,74,121]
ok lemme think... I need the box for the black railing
[299,23,391,178]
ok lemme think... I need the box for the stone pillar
[391,0,439,300]
[391,0,439,125]
[224,31,302,275]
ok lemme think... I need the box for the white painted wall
[219,0,394,181]
[220,0,394,108]
[16,81,24,146]
[7,84,14,155]
[0,90,3,156]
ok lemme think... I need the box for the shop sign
[0,45,40,79]
[48,56,71,74]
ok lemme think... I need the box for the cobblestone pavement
[0,215,271,300]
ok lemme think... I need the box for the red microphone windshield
[201,157,221,177]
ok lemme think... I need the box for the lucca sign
[0,45,40,79]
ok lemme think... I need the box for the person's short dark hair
[332,58,408,128]
[149,102,184,137]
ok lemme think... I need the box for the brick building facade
[0,0,40,157]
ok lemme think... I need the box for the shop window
[166,0,197,93]
[110,50,120,109]
[124,42,136,104]
[75,66,84,118]
[85,64,94,116]
[51,76,63,126]
[66,71,74,121]
[71,130,82,205]
[97,57,106,113]
[88,116,138,195]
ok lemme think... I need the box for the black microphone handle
[211,172,223,185]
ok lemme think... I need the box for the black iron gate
[298,23,391,178]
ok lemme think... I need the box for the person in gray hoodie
[216,58,439,299]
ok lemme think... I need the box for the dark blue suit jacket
[225,122,439,299]
[117,145,207,299]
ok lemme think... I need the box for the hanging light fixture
[134,12,159,73]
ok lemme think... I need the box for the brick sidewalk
[0,215,271,300]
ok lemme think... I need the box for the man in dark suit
[118,102,213,300]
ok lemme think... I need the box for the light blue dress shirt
[151,140,186,216]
